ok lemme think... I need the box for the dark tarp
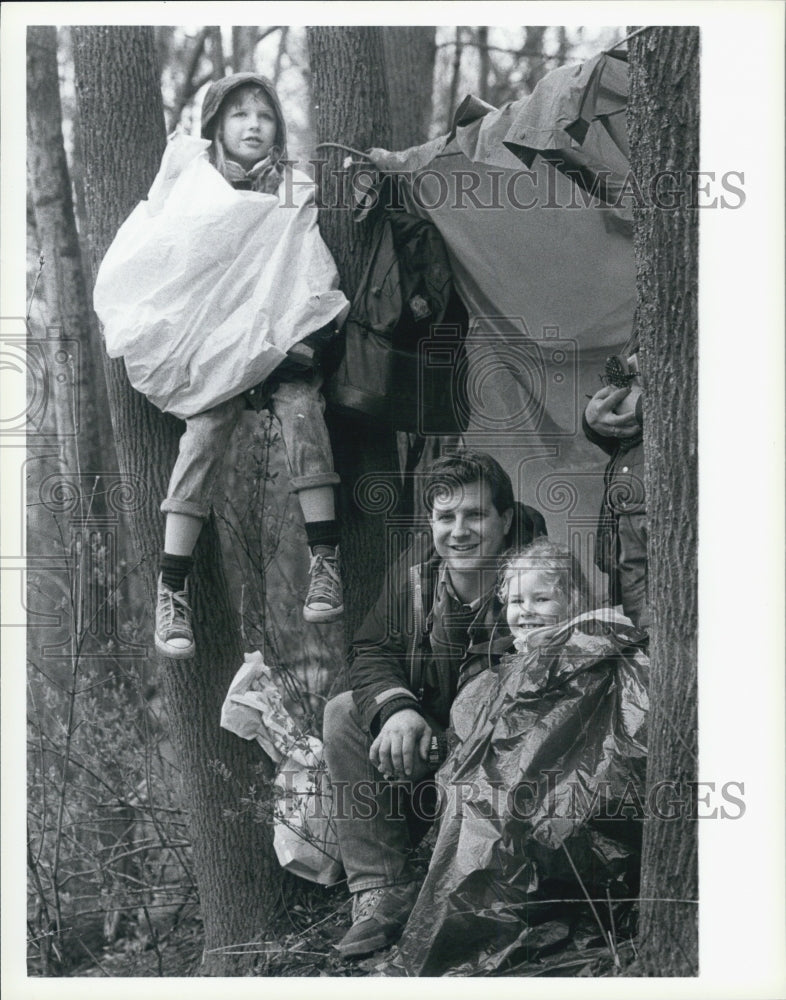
[365,53,635,595]
[391,610,649,976]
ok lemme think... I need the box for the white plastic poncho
[93,134,349,419]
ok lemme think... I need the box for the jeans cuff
[161,497,210,519]
[290,472,341,491]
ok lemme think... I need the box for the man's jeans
[161,373,339,519]
[323,692,440,893]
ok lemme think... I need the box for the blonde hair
[499,537,590,618]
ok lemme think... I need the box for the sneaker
[303,546,344,623]
[335,881,420,958]
[154,574,195,659]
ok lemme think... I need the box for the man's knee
[323,690,359,749]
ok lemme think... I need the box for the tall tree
[476,26,491,104]
[381,27,437,148]
[307,27,401,639]
[627,26,699,975]
[71,26,280,974]
[27,25,113,482]
[208,26,226,80]
[446,27,464,129]
[521,26,548,91]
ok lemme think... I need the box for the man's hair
[422,451,515,516]
[499,537,590,617]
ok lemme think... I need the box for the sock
[304,520,339,552]
[160,552,194,592]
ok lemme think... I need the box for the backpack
[326,175,469,435]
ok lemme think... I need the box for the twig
[604,26,653,53]
[27,836,55,973]
[606,887,619,960]
[559,839,619,968]
[27,252,45,322]
[142,905,165,976]
[74,935,115,977]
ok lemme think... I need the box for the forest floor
[68,885,392,978]
[59,878,636,979]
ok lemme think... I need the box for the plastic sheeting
[94,134,348,419]
[393,610,648,976]
[220,652,342,885]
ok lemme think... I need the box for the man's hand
[585,385,641,439]
[370,709,432,781]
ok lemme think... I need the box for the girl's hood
[200,73,287,159]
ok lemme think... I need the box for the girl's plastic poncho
[395,609,649,976]
[93,134,349,419]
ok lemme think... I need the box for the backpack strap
[408,562,426,700]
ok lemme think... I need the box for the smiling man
[323,452,546,958]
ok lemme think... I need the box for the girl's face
[218,88,278,169]
[505,565,570,641]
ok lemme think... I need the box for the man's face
[430,479,513,577]
[218,87,277,170]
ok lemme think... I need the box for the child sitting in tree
[96,73,349,659]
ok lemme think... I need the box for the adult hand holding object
[585,384,641,438]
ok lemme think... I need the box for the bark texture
[307,27,400,640]
[382,27,437,148]
[27,25,113,480]
[628,25,700,976]
[71,26,280,975]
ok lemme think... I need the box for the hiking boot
[336,881,420,958]
[154,574,195,659]
[303,546,343,623]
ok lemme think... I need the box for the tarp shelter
[364,52,634,594]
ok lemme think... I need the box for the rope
[604,25,654,53]
[314,141,374,161]
[317,29,657,164]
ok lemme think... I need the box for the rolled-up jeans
[323,691,441,893]
[161,372,339,520]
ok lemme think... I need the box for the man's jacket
[349,502,547,734]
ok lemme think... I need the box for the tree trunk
[209,26,225,80]
[27,25,113,484]
[71,26,280,975]
[231,26,260,73]
[446,27,464,129]
[522,27,548,91]
[628,26,700,976]
[272,27,289,85]
[476,27,490,103]
[169,27,210,129]
[382,27,436,148]
[307,27,400,642]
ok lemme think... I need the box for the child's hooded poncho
[93,76,348,419]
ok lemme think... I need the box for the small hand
[585,385,640,439]
[369,709,432,781]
